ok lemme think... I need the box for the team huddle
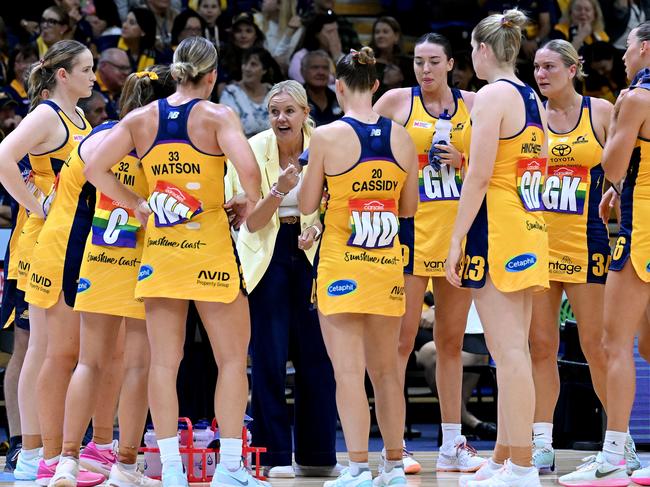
[0,5,648,487]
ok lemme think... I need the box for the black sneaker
[4,441,22,472]
[473,421,497,440]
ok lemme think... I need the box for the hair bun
[170,61,199,84]
[352,47,376,66]
[500,8,528,30]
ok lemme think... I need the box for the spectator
[86,0,123,53]
[36,6,70,57]
[113,0,183,22]
[146,0,179,50]
[218,12,266,96]
[306,0,360,52]
[226,79,338,480]
[288,12,341,85]
[77,90,109,127]
[582,41,627,102]
[415,299,498,441]
[369,16,415,97]
[197,0,224,46]
[0,94,22,141]
[301,50,341,126]
[451,50,482,92]
[118,8,157,72]
[550,0,609,52]
[54,0,94,46]
[603,0,650,53]
[95,48,132,119]
[2,44,37,118]
[220,47,276,137]
[170,9,207,48]
[256,0,305,72]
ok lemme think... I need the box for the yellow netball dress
[461,80,549,292]
[316,116,407,316]
[400,87,469,276]
[74,123,147,320]
[544,97,610,284]
[610,71,650,281]
[136,98,243,302]
[25,126,101,309]
[15,100,90,291]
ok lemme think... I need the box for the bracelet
[270,183,287,199]
[612,184,621,196]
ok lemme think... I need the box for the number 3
[462,255,485,282]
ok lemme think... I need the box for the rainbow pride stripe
[417,154,462,202]
[92,193,140,248]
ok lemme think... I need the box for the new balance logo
[168,111,179,119]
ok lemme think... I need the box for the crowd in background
[0,0,646,156]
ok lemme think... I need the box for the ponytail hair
[335,46,377,92]
[170,36,218,84]
[119,65,176,118]
[27,40,88,112]
[473,9,529,66]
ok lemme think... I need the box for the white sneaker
[14,448,43,481]
[295,464,344,477]
[558,452,629,486]
[49,456,80,487]
[532,439,555,474]
[631,464,650,485]
[265,465,295,478]
[459,459,503,487]
[211,464,270,487]
[466,460,540,486]
[372,465,406,486]
[107,463,161,487]
[323,468,372,487]
[437,435,486,473]
[377,443,420,476]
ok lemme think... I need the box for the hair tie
[501,16,512,27]
[38,59,45,69]
[135,71,158,80]
[349,49,362,63]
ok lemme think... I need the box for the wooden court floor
[0,450,647,485]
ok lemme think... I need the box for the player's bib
[542,165,588,215]
[517,158,547,212]
[92,193,141,248]
[348,198,399,249]
[418,154,462,202]
[148,180,203,227]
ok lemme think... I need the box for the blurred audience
[220,47,276,137]
[288,12,340,85]
[95,48,132,119]
[582,40,628,102]
[369,16,415,97]
[118,8,157,72]
[86,0,123,53]
[77,90,109,127]
[2,43,37,117]
[301,50,341,126]
[37,5,70,57]
[305,0,360,52]
[603,0,650,54]
[550,0,609,52]
[197,0,224,46]
[171,9,207,49]
[256,0,304,73]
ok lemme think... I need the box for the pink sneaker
[35,458,105,487]
[79,441,117,477]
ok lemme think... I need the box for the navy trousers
[249,223,337,467]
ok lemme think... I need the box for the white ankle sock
[488,458,503,470]
[157,436,182,473]
[20,448,40,460]
[603,430,626,465]
[219,438,242,472]
[533,422,553,447]
[96,442,113,450]
[382,458,403,473]
[441,423,462,449]
[511,462,535,475]
[44,455,60,467]
[348,461,369,476]
[118,462,137,472]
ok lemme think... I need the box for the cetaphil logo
[327,279,357,297]
[505,253,537,272]
[138,265,154,281]
[77,278,91,293]
[552,144,572,157]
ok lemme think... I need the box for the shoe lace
[576,455,599,471]
[456,440,479,457]
[401,447,413,458]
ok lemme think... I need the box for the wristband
[270,183,287,199]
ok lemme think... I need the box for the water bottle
[177,422,190,474]
[193,421,216,478]
[143,426,161,478]
[428,109,453,170]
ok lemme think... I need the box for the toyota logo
[552,144,572,157]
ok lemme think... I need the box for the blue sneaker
[211,464,270,487]
[373,465,406,486]
[14,448,42,481]
[161,467,188,487]
[324,468,373,487]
